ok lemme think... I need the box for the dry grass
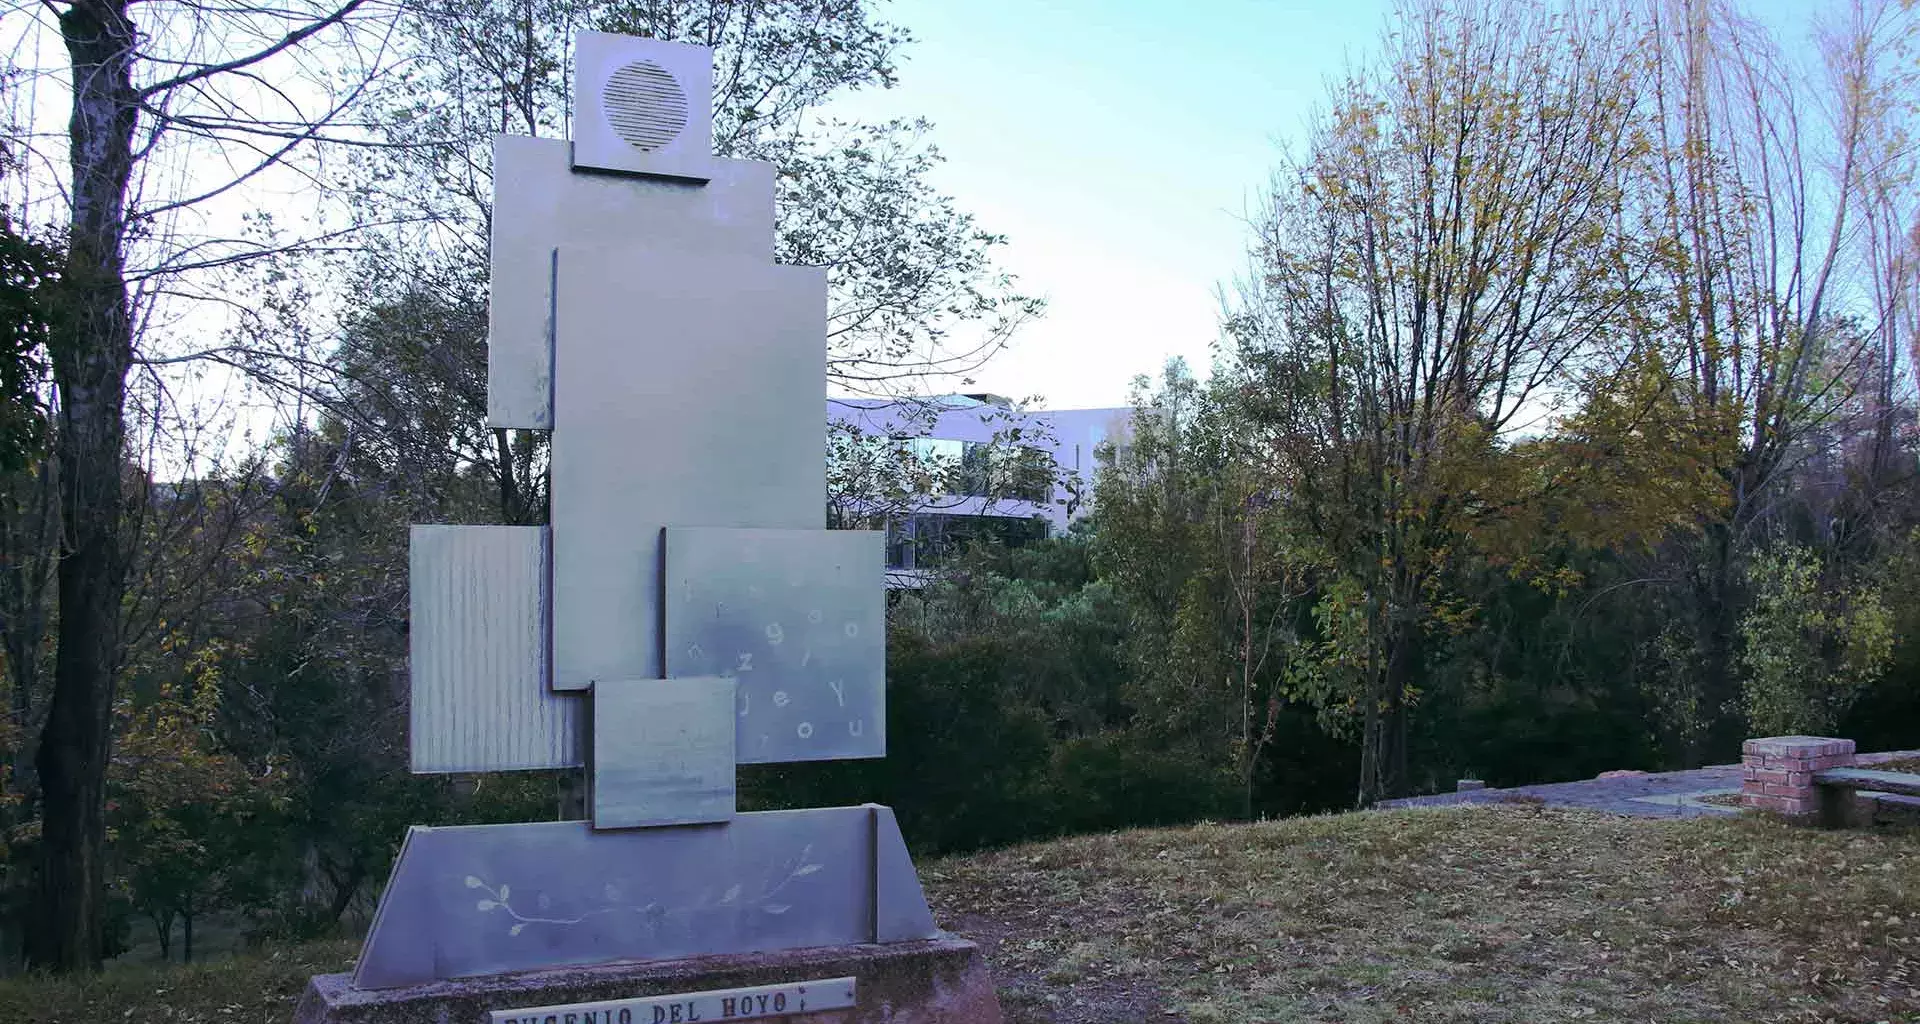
[926,805,1920,1023]
[0,940,357,1024]
[4,807,1916,1024]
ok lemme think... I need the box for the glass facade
[885,513,1048,570]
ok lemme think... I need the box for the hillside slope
[3,806,1915,1023]
[927,805,1919,1023]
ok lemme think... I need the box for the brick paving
[1378,750,1920,818]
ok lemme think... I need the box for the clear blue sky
[827,0,1825,411]
[826,0,1399,409]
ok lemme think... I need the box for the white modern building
[827,395,1133,581]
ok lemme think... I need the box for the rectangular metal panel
[591,677,736,829]
[488,135,777,429]
[549,249,827,690]
[410,525,583,772]
[354,808,890,989]
[664,527,885,763]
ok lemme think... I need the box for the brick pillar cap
[1742,736,1856,757]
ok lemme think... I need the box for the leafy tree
[1628,0,1920,759]
[1227,0,1645,802]
[109,651,288,962]
[329,276,543,526]
[0,211,54,472]
[1738,543,1894,736]
[1089,361,1316,817]
[3,0,398,968]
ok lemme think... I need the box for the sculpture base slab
[294,936,1003,1024]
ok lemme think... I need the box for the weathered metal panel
[549,249,826,691]
[663,527,885,763]
[409,526,583,773]
[354,807,905,989]
[591,677,736,829]
[488,135,776,429]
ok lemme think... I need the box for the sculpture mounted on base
[295,31,1002,1024]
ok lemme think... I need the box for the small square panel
[664,528,885,764]
[591,677,735,829]
[572,32,718,181]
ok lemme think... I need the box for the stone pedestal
[295,936,1003,1024]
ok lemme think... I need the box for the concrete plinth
[294,936,1003,1024]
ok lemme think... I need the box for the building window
[952,442,1054,503]
[885,513,1049,570]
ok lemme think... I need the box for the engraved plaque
[490,977,856,1024]
[592,678,735,829]
[663,527,885,763]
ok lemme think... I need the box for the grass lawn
[3,806,1915,1023]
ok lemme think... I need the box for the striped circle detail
[602,60,688,152]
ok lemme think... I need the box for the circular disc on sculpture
[603,60,689,151]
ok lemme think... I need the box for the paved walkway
[1378,750,1920,819]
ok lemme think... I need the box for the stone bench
[1814,767,1920,828]
[1742,736,1920,827]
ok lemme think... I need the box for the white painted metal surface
[489,135,775,429]
[371,31,943,993]
[353,807,938,988]
[571,32,718,181]
[663,527,885,763]
[549,247,826,691]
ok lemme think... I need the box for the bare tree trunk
[1694,519,1738,764]
[0,462,57,803]
[492,428,524,525]
[1357,694,1383,809]
[25,0,139,972]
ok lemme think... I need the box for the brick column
[1741,736,1856,821]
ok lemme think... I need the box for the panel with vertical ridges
[410,525,581,772]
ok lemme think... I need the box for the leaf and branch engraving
[464,844,825,936]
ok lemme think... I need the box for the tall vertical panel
[410,525,583,772]
[488,136,776,430]
[549,247,827,690]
